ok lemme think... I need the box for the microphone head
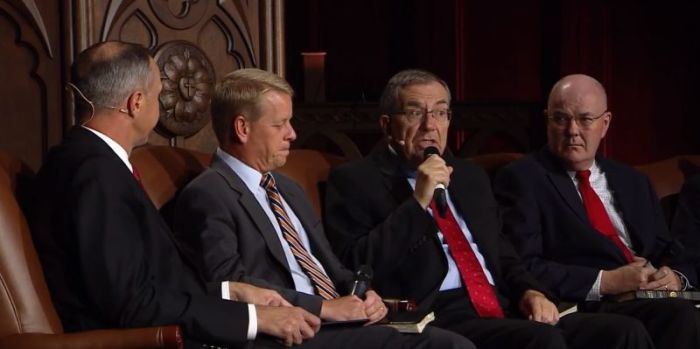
[356,265,373,282]
[424,146,440,158]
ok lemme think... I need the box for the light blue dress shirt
[217,148,329,295]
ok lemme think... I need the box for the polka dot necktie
[430,200,504,318]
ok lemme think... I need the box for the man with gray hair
[493,74,700,349]
[29,41,330,348]
[172,67,474,349]
[325,69,655,349]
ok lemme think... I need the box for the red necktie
[430,200,504,318]
[576,170,634,263]
[132,165,145,190]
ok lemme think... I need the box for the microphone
[349,265,373,297]
[424,146,447,218]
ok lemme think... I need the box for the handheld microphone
[349,265,373,298]
[424,146,448,218]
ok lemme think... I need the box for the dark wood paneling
[0,0,62,170]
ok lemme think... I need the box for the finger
[301,310,322,332]
[292,327,303,345]
[642,279,666,290]
[298,321,316,339]
[631,256,647,266]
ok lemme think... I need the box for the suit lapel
[371,146,414,204]
[211,158,291,274]
[538,150,589,223]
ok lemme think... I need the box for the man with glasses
[324,69,653,349]
[493,74,700,349]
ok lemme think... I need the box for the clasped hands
[228,282,386,347]
[600,257,682,296]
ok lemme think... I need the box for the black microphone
[424,146,448,218]
[349,265,373,297]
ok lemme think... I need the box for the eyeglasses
[393,108,452,125]
[547,110,607,129]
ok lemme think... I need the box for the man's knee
[527,323,567,349]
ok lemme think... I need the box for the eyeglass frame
[390,107,452,125]
[545,109,609,129]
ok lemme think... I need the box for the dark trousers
[251,324,475,349]
[582,298,700,349]
[432,288,653,349]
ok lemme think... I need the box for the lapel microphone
[349,265,373,297]
[424,146,448,218]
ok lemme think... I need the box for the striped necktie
[260,173,339,299]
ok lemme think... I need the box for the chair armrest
[0,325,183,349]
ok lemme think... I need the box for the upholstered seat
[636,155,700,224]
[0,152,182,349]
[133,146,345,219]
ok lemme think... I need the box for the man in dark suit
[29,41,330,348]
[324,69,653,349]
[172,68,473,349]
[493,74,700,349]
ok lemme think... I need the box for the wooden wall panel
[0,0,62,170]
[64,0,284,153]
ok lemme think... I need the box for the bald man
[493,74,700,349]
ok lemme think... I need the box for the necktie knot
[576,169,592,182]
[260,173,276,190]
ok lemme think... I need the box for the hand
[519,289,559,325]
[362,290,388,325]
[600,258,655,295]
[320,295,367,321]
[228,282,291,306]
[413,155,453,208]
[256,305,320,347]
[642,266,682,291]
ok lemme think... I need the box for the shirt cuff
[247,304,257,340]
[672,269,692,290]
[222,282,257,340]
[585,270,603,301]
[221,281,231,300]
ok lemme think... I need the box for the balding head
[547,74,607,112]
[70,41,154,121]
[545,74,612,171]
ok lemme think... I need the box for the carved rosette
[155,41,215,137]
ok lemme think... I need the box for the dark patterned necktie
[260,173,339,299]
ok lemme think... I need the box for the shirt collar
[216,148,265,193]
[82,126,132,172]
[567,160,601,180]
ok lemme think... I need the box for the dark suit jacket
[493,148,695,302]
[324,145,549,315]
[672,173,700,282]
[28,127,249,346]
[172,155,354,316]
